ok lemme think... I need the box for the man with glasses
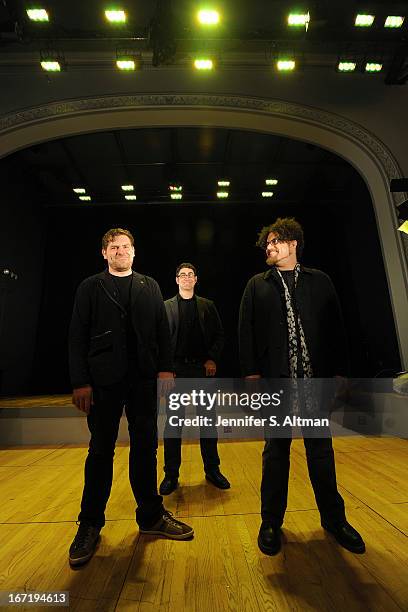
[159,262,230,495]
[239,218,365,556]
[68,229,194,567]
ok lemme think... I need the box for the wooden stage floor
[0,437,407,611]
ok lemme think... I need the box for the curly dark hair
[256,217,304,259]
[176,262,197,276]
[102,228,134,251]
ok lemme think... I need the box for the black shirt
[279,269,304,377]
[109,273,138,359]
[175,294,207,360]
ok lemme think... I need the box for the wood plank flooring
[0,437,406,611]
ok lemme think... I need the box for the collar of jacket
[96,270,146,314]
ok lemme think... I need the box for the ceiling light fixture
[262,191,274,198]
[384,16,405,28]
[355,14,375,27]
[40,61,61,72]
[194,58,214,70]
[116,59,136,70]
[73,187,86,194]
[105,9,126,23]
[121,184,134,191]
[217,180,230,187]
[27,8,49,22]
[79,196,92,201]
[265,179,278,185]
[277,59,296,71]
[125,195,137,200]
[171,193,183,200]
[197,9,220,25]
[338,61,357,72]
[217,191,229,198]
[365,62,383,72]
[288,12,310,31]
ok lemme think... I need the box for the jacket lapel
[100,271,126,315]
[195,295,206,334]
[130,271,147,309]
[168,296,179,338]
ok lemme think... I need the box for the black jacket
[239,266,348,378]
[165,294,224,363]
[69,270,173,388]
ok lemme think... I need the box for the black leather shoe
[205,470,231,489]
[258,522,282,555]
[322,521,365,553]
[159,476,178,495]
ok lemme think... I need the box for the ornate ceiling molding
[0,93,405,190]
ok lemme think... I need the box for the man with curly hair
[239,217,365,556]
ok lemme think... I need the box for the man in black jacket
[239,218,365,556]
[159,262,230,495]
[68,229,193,567]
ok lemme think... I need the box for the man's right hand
[72,385,93,414]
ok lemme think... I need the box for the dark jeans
[261,378,345,528]
[163,361,220,478]
[78,375,163,529]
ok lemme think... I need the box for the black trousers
[261,377,345,527]
[78,375,163,529]
[163,361,220,478]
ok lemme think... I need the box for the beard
[111,256,133,271]
[266,253,278,266]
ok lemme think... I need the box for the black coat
[165,294,224,363]
[69,270,173,388]
[239,266,348,378]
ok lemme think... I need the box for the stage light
[125,195,137,200]
[171,193,183,200]
[265,179,278,185]
[217,191,229,198]
[365,62,382,72]
[121,185,134,191]
[197,9,220,25]
[355,14,375,27]
[27,8,49,22]
[194,59,214,70]
[41,61,61,72]
[398,220,408,234]
[262,192,274,198]
[338,61,357,72]
[105,9,126,23]
[217,180,230,187]
[169,184,183,191]
[277,60,295,71]
[116,60,136,70]
[79,196,91,201]
[73,187,86,194]
[384,16,405,28]
[288,12,310,29]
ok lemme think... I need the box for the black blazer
[239,266,348,378]
[165,294,224,363]
[69,270,173,388]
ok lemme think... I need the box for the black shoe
[139,510,194,540]
[322,521,365,554]
[69,522,101,566]
[258,522,282,555]
[159,476,178,495]
[205,469,230,489]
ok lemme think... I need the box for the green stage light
[217,180,230,187]
[116,60,135,70]
[27,8,49,21]
[125,195,137,200]
[79,195,91,201]
[365,62,382,72]
[197,9,220,25]
[169,184,183,191]
[384,16,405,28]
[288,12,310,28]
[277,60,295,71]
[73,187,86,194]
[217,191,229,199]
[355,14,375,27]
[121,185,134,191]
[171,193,183,200]
[338,61,356,72]
[194,58,213,70]
[105,9,126,23]
[262,192,274,198]
[41,61,61,72]
[265,179,278,185]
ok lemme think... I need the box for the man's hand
[158,371,175,396]
[204,359,217,377]
[72,385,93,415]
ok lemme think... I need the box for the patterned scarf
[276,264,315,415]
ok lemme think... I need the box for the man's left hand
[158,371,175,396]
[204,359,217,377]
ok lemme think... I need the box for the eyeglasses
[177,272,195,278]
[266,238,285,248]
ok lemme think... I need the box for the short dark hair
[102,228,134,251]
[256,217,304,259]
[176,262,197,276]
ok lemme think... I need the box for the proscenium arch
[1,94,407,367]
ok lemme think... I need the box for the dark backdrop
[31,181,401,393]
